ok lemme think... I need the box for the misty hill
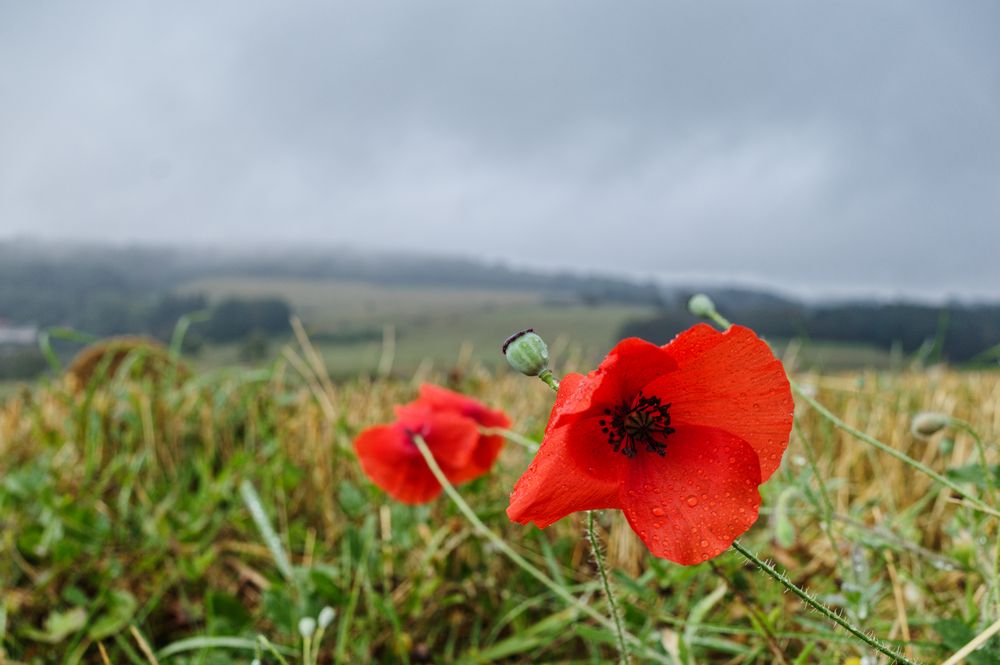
[2,239,999,364]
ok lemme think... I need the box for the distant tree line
[0,294,292,380]
[620,302,1000,363]
[4,240,1000,373]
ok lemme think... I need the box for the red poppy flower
[414,384,511,482]
[506,324,793,565]
[354,385,511,504]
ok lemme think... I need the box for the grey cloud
[1,1,998,299]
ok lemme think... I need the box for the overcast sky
[1,2,998,300]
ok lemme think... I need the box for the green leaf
[22,607,87,643]
[946,464,1000,488]
[337,480,367,518]
[89,589,138,640]
[935,618,1000,665]
[772,486,798,548]
[205,591,252,635]
[684,582,728,649]
[157,636,296,659]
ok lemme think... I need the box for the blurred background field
[1,329,999,663]
[0,241,998,662]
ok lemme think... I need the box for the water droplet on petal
[700,539,708,548]
[685,495,698,507]
[651,507,665,517]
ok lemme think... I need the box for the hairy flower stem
[790,379,1000,519]
[731,540,921,665]
[586,511,630,665]
[411,435,672,664]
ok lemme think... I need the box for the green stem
[948,418,1000,617]
[479,426,539,453]
[302,635,312,665]
[731,540,921,665]
[706,310,732,329]
[411,435,672,665]
[586,511,630,665]
[949,419,998,504]
[790,379,1000,518]
[538,368,560,391]
[257,636,291,665]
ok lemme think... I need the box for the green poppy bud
[911,411,949,438]
[318,606,336,629]
[298,616,317,639]
[502,329,550,377]
[688,293,717,318]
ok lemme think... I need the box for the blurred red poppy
[506,324,793,565]
[354,384,511,504]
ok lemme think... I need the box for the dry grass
[1,343,998,663]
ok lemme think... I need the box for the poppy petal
[354,424,443,504]
[416,383,511,478]
[549,339,678,428]
[586,338,679,415]
[394,404,480,471]
[506,423,623,527]
[546,371,597,429]
[355,411,480,504]
[507,372,623,527]
[620,425,762,565]
[646,324,793,481]
[542,371,631,482]
[417,384,511,429]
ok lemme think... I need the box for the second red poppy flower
[355,384,511,504]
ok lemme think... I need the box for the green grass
[2,328,999,663]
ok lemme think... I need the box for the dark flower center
[598,393,675,458]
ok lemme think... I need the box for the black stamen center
[598,393,675,458]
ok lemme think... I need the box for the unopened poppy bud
[911,411,949,438]
[298,616,317,639]
[688,293,717,318]
[318,606,336,629]
[502,329,550,377]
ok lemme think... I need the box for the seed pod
[502,328,550,377]
[911,411,949,438]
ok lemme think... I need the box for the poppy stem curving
[790,379,1000,519]
[410,434,674,664]
[586,510,631,665]
[730,540,922,665]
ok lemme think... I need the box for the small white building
[0,320,39,346]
